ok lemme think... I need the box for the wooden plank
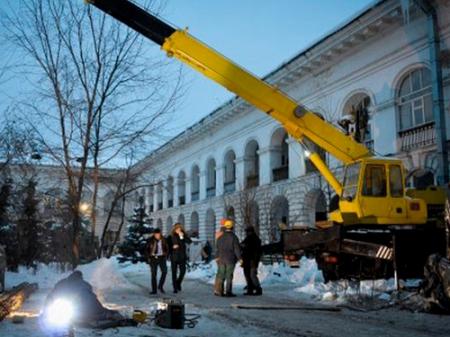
[0,282,39,321]
[231,304,341,312]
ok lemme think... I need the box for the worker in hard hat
[214,218,242,297]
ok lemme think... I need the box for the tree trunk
[0,282,38,321]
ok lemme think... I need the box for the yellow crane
[87,0,447,280]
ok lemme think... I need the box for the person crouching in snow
[241,226,263,295]
[214,219,242,297]
[168,223,191,293]
[147,228,168,294]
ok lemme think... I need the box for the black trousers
[171,260,186,290]
[149,256,167,292]
[243,261,260,291]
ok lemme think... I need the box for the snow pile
[296,278,397,302]
[186,257,324,287]
[78,257,138,291]
[5,257,137,291]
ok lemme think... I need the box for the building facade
[132,0,450,244]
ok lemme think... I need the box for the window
[342,162,361,200]
[389,165,403,197]
[362,165,386,197]
[398,68,432,131]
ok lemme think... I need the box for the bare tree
[2,0,183,267]
[237,187,257,238]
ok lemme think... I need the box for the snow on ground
[186,257,399,302]
[1,256,417,337]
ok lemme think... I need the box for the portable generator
[154,299,185,329]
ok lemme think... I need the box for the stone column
[216,165,224,196]
[144,186,151,211]
[235,156,245,190]
[199,170,207,200]
[153,185,158,211]
[173,178,179,207]
[185,177,192,204]
[287,138,305,179]
[162,180,168,209]
[258,146,272,185]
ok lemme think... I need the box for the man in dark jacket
[147,229,169,294]
[214,219,242,297]
[168,223,191,293]
[241,226,262,295]
[45,271,122,324]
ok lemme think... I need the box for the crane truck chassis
[87,0,449,281]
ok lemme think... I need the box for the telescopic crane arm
[87,0,372,196]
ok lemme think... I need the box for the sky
[0,0,376,164]
[160,0,376,132]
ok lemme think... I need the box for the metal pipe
[415,0,449,185]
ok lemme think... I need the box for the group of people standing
[146,219,262,297]
[146,223,190,294]
[214,219,262,297]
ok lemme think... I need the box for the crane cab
[329,157,427,226]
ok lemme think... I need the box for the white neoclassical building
[131,0,450,244]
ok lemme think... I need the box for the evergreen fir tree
[17,179,41,268]
[118,196,153,263]
[0,180,20,271]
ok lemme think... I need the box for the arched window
[191,165,200,201]
[146,186,154,213]
[156,182,163,210]
[224,150,236,193]
[205,209,216,243]
[244,140,260,188]
[341,92,372,149]
[206,158,216,198]
[165,216,173,235]
[270,128,289,182]
[190,211,199,237]
[177,171,186,205]
[167,176,174,208]
[398,67,432,131]
[270,196,289,242]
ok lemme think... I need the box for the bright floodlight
[45,298,74,328]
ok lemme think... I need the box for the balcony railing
[168,199,173,208]
[272,166,289,182]
[224,181,236,194]
[206,187,216,198]
[179,195,185,206]
[399,123,435,152]
[191,191,199,202]
[246,174,259,189]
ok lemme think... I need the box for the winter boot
[214,276,224,296]
[244,287,254,296]
[254,287,263,296]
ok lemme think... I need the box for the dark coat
[168,233,191,262]
[216,230,241,265]
[241,233,262,266]
[45,272,117,322]
[147,236,169,258]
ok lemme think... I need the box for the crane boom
[87,0,372,195]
